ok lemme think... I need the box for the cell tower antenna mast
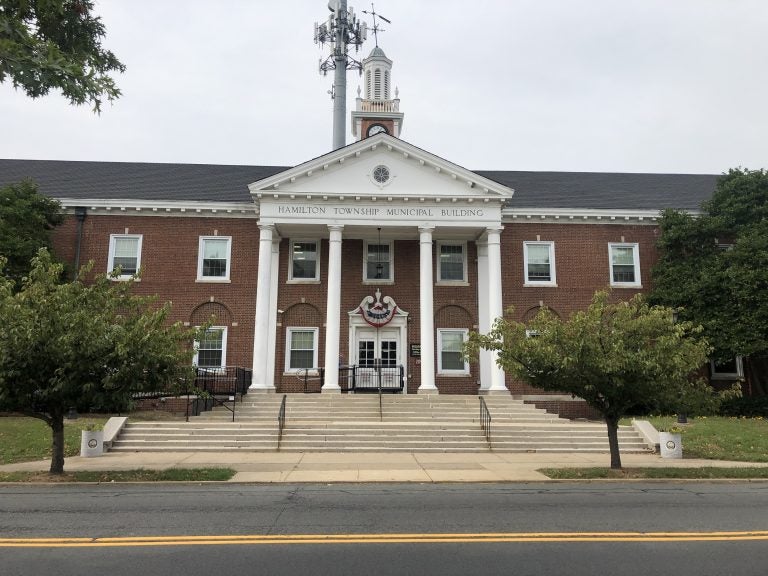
[314,0,368,150]
[362,4,391,47]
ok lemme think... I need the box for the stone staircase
[111,394,651,454]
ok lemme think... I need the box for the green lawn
[0,415,110,465]
[540,467,768,480]
[0,468,236,483]
[627,416,768,462]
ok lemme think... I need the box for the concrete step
[115,394,650,454]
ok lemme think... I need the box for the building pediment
[248,134,514,202]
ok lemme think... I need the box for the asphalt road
[2,482,767,575]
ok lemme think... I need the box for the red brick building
[0,45,731,416]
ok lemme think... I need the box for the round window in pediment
[372,165,390,184]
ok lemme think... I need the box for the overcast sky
[1,0,766,174]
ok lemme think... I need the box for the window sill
[110,277,140,282]
[610,283,642,289]
[437,371,471,377]
[196,278,231,283]
[711,374,742,380]
[287,279,321,284]
[524,282,557,288]
[363,280,394,285]
[436,281,470,287]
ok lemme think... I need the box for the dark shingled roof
[477,170,718,211]
[0,159,287,203]
[0,158,718,211]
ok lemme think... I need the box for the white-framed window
[608,243,641,287]
[108,234,142,279]
[710,356,743,380]
[285,328,319,372]
[524,241,556,286]
[289,240,320,281]
[437,329,469,375]
[197,236,232,282]
[437,241,467,284]
[364,240,393,282]
[194,327,227,369]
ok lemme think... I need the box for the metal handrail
[294,368,324,393]
[377,360,383,421]
[277,394,287,450]
[479,397,492,448]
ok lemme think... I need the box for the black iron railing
[295,368,325,393]
[349,365,404,393]
[277,394,287,450]
[186,366,252,422]
[479,396,492,447]
[131,366,251,421]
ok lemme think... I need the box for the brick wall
[52,214,260,368]
[500,222,658,396]
[53,213,666,407]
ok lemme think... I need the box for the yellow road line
[1,531,768,547]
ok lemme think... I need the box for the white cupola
[351,46,404,140]
[363,46,392,101]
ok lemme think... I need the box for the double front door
[355,328,402,391]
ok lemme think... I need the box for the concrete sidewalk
[3,452,768,482]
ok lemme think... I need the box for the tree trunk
[605,417,622,470]
[49,413,66,475]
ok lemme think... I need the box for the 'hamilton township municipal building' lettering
[275,204,485,219]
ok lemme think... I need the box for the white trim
[710,356,744,380]
[288,239,321,282]
[437,329,470,375]
[502,207,688,225]
[285,327,319,373]
[608,242,642,288]
[197,236,232,282]
[436,241,468,284]
[523,241,556,286]
[248,133,514,200]
[193,326,228,370]
[363,239,394,283]
[58,199,258,217]
[107,234,143,280]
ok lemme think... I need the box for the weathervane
[362,3,391,47]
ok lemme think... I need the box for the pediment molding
[248,134,514,202]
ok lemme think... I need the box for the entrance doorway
[355,328,402,391]
[348,293,409,393]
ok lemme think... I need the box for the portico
[248,133,512,394]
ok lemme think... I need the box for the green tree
[0,0,124,112]
[466,291,715,469]
[651,168,768,395]
[0,249,197,474]
[0,180,63,289]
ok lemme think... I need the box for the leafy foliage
[467,291,718,469]
[0,0,124,111]
[651,168,768,393]
[0,180,63,289]
[0,249,197,473]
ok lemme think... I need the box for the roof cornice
[503,206,703,224]
[57,198,258,218]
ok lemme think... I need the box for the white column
[418,226,438,393]
[322,225,343,392]
[250,224,275,391]
[476,239,492,392]
[485,226,507,393]
[266,238,280,389]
